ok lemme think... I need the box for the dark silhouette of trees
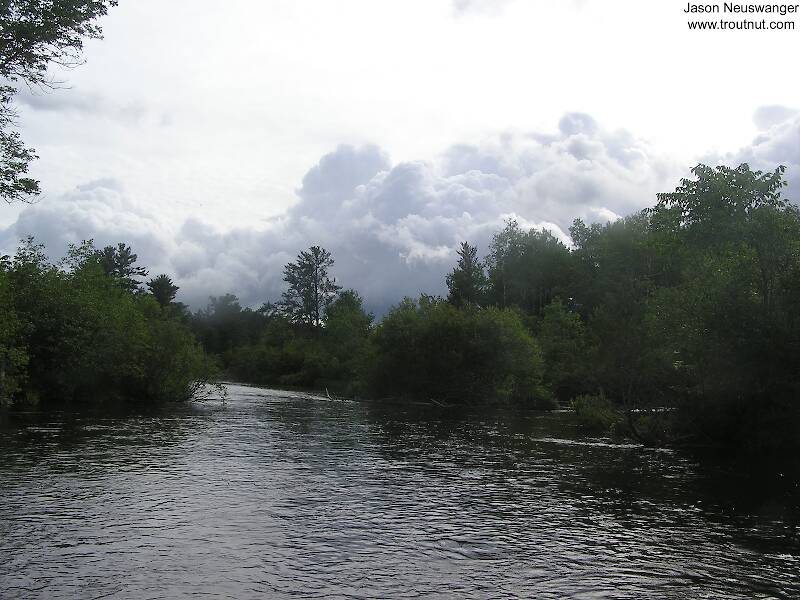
[97,243,148,293]
[446,242,487,307]
[367,296,548,405]
[281,246,341,328]
[147,274,179,308]
[182,163,800,450]
[0,0,118,203]
[485,220,572,315]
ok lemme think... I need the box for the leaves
[0,1,117,202]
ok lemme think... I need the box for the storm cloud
[3,111,795,316]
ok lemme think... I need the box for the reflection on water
[1,384,798,599]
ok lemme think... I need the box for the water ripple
[1,384,798,599]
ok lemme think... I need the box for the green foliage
[281,246,342,328]
[646,164,800,449]
[1,238,214,406]
[368,296,547,406]
[0,1,117,203]
[185,162,800,450]
[192,294,267,359]
[321,290,373,392]
[0,87,39,203]
[0,264,27,404]
[215,289,373,395]
[485,219,572,314]
[446,242,487,308]
[147,274,179,308]
[538,299,590,402]
[97,243,148,293]
[571,394,621,434]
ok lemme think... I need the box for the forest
[0,2,797,452]
[188,163,799,452]
[2,162,798,453]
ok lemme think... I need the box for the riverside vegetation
[0,239,216,406]
[189,164,800,453]
[1,163,797,452]
[1,2,798,453]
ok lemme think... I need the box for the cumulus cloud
[8,111,795,316]
[719,106,800,201]
[0,179,171,267]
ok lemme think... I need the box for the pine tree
[147,274,179,307]
[446,242,487,308]
[281,246,342,327]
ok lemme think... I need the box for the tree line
[1,3,797,450]
[0,239,214,406]
[191,163,800,452]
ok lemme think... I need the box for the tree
[368,296,547,405]
[147,274,179,308]
[446,242,487,308]
[647,164,800,448]
[485,220,573,314]
[323,289,373,389]
[281,246,341,328]
[2,237,213,406]
[538,299,590,401]
[97,243,148,293]
[0,87,38,203]
[0,0,118,203]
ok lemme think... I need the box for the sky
[2,0,800,313]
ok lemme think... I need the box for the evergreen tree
[147,274,179,308]
[281,246,341,328]
[97,243,148,293]
[446,242,487,308]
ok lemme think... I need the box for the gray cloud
[14,86,148,124]
[753,105,798,131]
[0,178,172,277]
[9,111,793,316]
[721,107,800,202]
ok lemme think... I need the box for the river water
[1,384,798,599]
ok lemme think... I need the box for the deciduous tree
[0,0,117,203]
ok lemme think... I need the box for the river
[1,384,798,598]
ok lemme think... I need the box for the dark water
[1,384,798,599]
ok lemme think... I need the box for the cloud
[10,111,795,316]
[14,86,148,124]
[452,0,587,16]
[721,106,800,202]
[752,105,798,131]
[0,178,172,275]
[452,0,514,16]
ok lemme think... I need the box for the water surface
[1,384,798,598]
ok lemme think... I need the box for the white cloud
[1,114,684,314]
[452,0,514,16]
[717,107,800,202]
[4,110,798,316]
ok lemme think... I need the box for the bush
[367,296,548,406]
[2,239,215,406]
[571,394,621,434]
